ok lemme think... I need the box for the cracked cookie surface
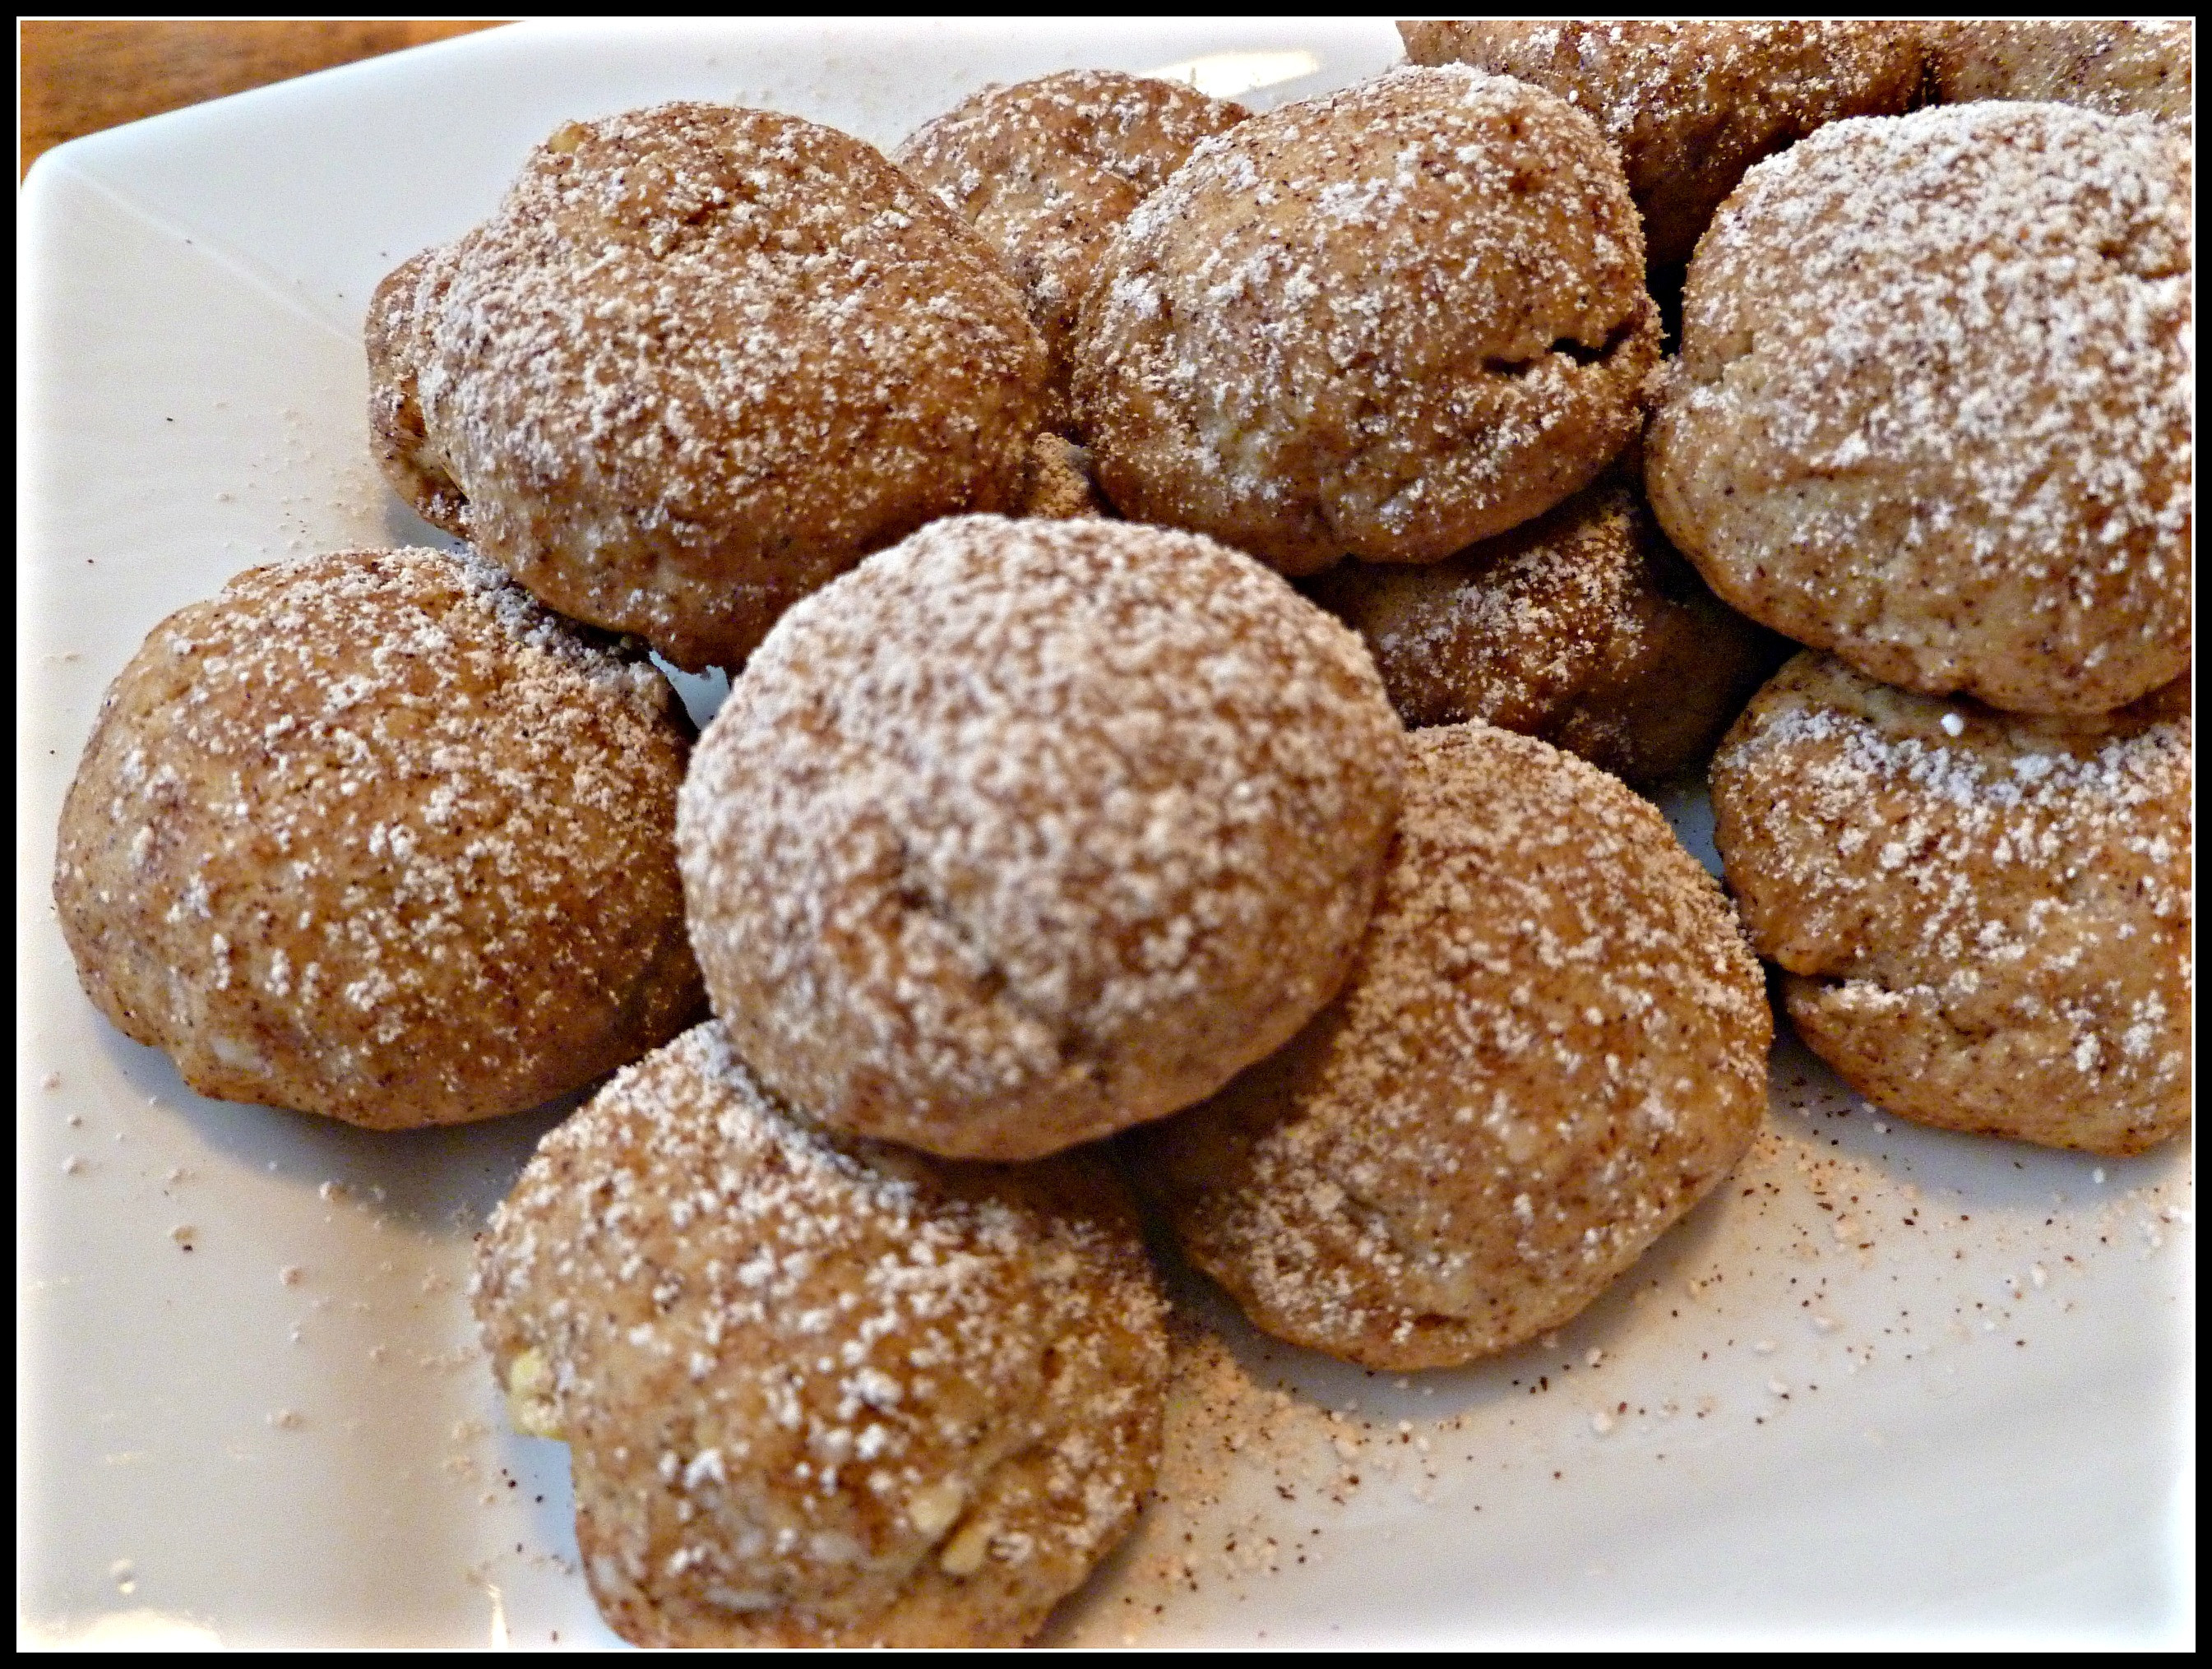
[1071,66,1657,576]
[1711,653,2191,1155]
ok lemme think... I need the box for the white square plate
[18,19,2192,1649]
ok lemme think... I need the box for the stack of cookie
[49,21,2191,1650]
[1403,18,2196,1158]
[1654,97,2191,1159]
[459,65,1775,1643]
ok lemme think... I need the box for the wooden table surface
[20,19,512,179]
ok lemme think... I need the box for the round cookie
[1926,21,2192,126]
[678,514,1406,1162]
[374,102,1049,672]
[365,241,470,538]
[1071,66,1658,576]
[1304,476,1784,784]
[473,1022,1168,1648]
[1131,723,1772,1371]
[1646,102,2192,715]
[1710,653,2192,1157]
[1398,20,1925,268]
[53,547,704,1129]
[895,69,1247,424]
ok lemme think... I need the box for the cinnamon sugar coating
[896,69,1247,427]
[678,515,1405,1162]
[53,548,703,1129]
[1927,21,2192,127]
[365,243,469,537]
[473,1023,1168,1648]
[1133,724,1771,1371]
[1646,102,2192,715]
[1305,476,1783,784]
[371,102,1049,672]
[1013,432,1113,521]
[1400,20,1925,268]
[1071,67,1658,576]
[1712,654,2192,1157]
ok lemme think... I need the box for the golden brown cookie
[1646,102,2192,716]
[1398,20,1925,266]
[1071,66,1657,576]
[895,69,1247,426]
[1926,20,2192,126]
[1131,723,1772,1371]
[473,1022,1168,1648]
[677,515,1406,1162]
[364,242,470,537]
[373,102,1049,672]
[1710,654,2192,1157]
[1305,477,1783,783]
[53,548,703,1129]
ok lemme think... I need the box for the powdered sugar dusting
[1711,655,2191,1153]
[678,515,1404,1160]
[470,1021,1168,1646]
[51,546,698,1126]
[1072,64,1655,571]
[1650,101,2191,714]
[1141,722,1771,1368]
[399,102,1047,669]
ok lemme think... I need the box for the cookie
[1071,66,1657,576]
[1926,20,2192,127]
[53,547,703,1128]
[1711,653,2191,1156]
[1399,20,1924,266]
[678,515,1405,1161]
[473,1022,1168,1647]
[1646,102,2191,714]
[896,69,1247,425]
[368,102,1049,672]
[1132,723,1771,1369]
[364,242,470,537]
[1305,476,1783,783]
[1013,432,1113,521]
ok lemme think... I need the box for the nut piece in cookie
[53,547,704,1128]
[678,515,1406,1161]
[471,1022,1169,1648]
[380,102,1050,672]
[1711,653,2192,1157]
[1132,723,1772,1370]
[1926,20,2192,127]
[1647,102,2191,715]
[1072,66,1658,576]
[896,68,1247,426]
[1013,432,1113,521]
[1306,476,1784,784]
[1400,20,1924,268]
